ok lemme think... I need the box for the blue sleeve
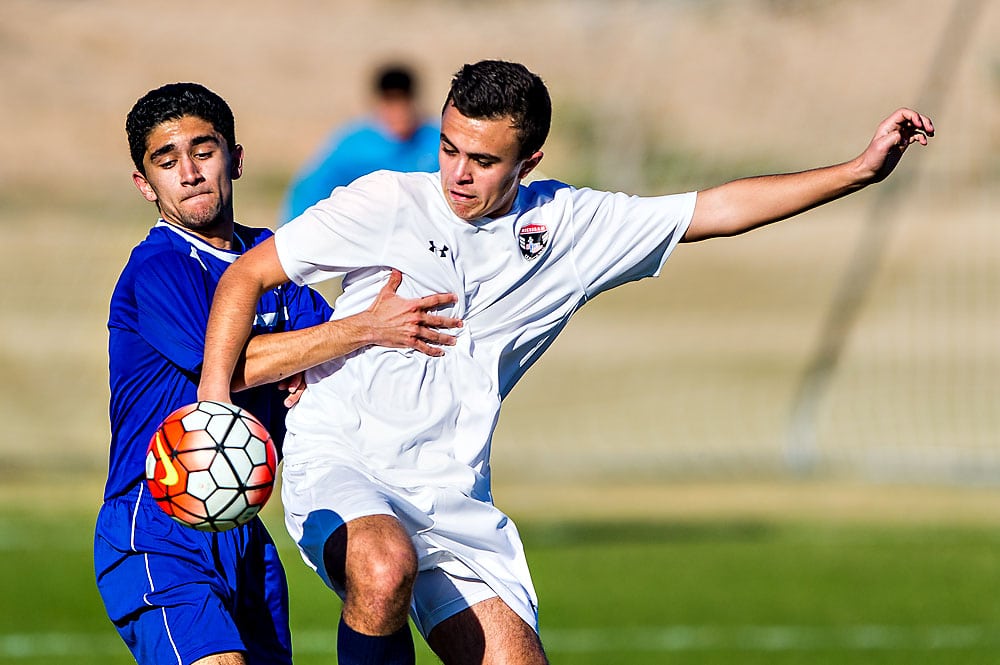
[132,251,214,373]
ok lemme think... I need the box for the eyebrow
[148,134,221,162]
[439,132,501,163]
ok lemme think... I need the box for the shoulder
[121,224,234,290]
[113,238,206,312]
[334,119,387,147]
[303,171,437,222]
[414,121,441,142]
[350,169,436,196]
[235,224,274,250]
[306,120,379,164]
[328,118,375,140]
[519,179,577,210]
[290,171,412,236]
[121,226,193,275]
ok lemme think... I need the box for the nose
[446,155,473,185]
[178,155,203,185]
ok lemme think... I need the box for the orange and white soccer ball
[145,401,277,532]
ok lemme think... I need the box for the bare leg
[427,597,548,665]
[323,513,418,635]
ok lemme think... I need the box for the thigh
[427,597,548,665]
[95,489,290,665]
[409,564,499,638]
[95,490,244,664]
[282,460,431,591]
[233,521,293,665]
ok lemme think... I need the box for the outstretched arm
[683,108,934,242]
[199,236,461,403]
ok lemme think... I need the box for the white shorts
[281,458,539,637]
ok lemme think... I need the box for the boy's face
[132,115,243,235]
[438,103,542,221]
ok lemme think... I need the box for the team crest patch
[518,223,549,260]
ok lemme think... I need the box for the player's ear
[230,144,244,181]
[132,171,158,203]
[519,151,543,180]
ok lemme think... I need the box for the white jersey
[273,170,694,631]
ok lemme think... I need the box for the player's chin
[448,206,478,221]
[443,191,477,218]
[179,202,224,228]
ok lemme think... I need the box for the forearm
[237,314,376,390]
[684,108,933,242]
[199,261,273,402]
[685,157,869,242]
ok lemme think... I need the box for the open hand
[364,269,463,356]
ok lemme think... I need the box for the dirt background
[1,0,998,521]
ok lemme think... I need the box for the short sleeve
[275,171,399,288]
[569,189,696,298]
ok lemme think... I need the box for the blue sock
[337,616,415,665]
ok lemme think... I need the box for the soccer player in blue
[94,82,462,665]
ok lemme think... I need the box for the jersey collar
[155,220,245,264]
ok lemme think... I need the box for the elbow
[683,208,745,242]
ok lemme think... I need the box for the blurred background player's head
[374,64,422,141]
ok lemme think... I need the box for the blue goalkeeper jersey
[105,221,333,501]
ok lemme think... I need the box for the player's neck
[161,214,238,251]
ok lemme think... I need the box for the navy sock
[337,616,415,665]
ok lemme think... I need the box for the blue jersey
[281,117,440,222]
[105,221,332,501]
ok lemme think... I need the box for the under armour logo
[428,241,450,258]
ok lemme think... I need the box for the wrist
[197,376,230,403]
[336,313,376,348]
[843,156,876,191]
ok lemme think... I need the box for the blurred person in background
[281,62,440,223]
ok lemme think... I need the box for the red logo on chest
[518,224,549,260]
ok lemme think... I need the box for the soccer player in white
[199,60,933,665]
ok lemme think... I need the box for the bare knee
[325,514,418,634]
[350,533,418,599]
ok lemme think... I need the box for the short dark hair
[444,60,551,159]
[375,65,415,97]
[126,82,236,174]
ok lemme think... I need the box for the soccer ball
[145,401,277,532]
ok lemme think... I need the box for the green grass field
[4,493,1000,665]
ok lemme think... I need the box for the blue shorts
[94,483,292,665]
